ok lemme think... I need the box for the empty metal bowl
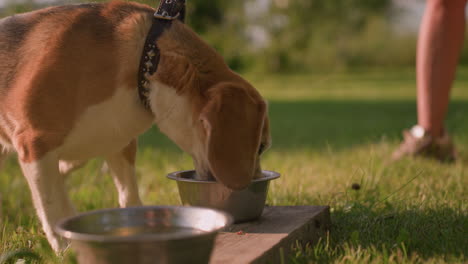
[167,170,280,222]
[55,206,232,264]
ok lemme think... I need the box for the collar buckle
[154,0,185,21]
[154,12,180,20]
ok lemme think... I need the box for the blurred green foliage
[254,0,397,72]
[1,0,468,73]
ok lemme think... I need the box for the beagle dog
[0,0,270,252]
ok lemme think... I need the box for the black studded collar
[137,0,185,109]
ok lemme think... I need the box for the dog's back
[0,2,155,90]
[0,4,119,87]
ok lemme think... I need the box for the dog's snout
[254,167,263,179]
[194,166,215,181]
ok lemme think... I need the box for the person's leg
[392,0,466,162]
[417,0,467,137]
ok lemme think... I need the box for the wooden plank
[210,206,331,264]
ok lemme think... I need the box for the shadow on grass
[292,203,467,263]
[268,99,468,150]
[138,99,468,152]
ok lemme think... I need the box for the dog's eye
[258,143,266,155]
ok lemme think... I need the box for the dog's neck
[138,0,185,108]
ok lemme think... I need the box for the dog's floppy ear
[200,83,266,190]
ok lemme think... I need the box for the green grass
[1,68,467,263]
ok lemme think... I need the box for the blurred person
[392,0,466,162]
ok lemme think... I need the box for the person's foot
[391,125,457,162]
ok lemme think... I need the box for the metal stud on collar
[139,48,157,98]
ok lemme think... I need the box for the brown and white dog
[0,1,270,252]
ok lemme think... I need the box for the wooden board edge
[251,206,331,264]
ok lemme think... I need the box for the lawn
[1,69,467,263]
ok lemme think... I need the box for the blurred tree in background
[263,0,392,71]
[1,0,467,73]
[185,0,225,33]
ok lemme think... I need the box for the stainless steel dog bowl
[167,170,280,222]
[55,206,232,264]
